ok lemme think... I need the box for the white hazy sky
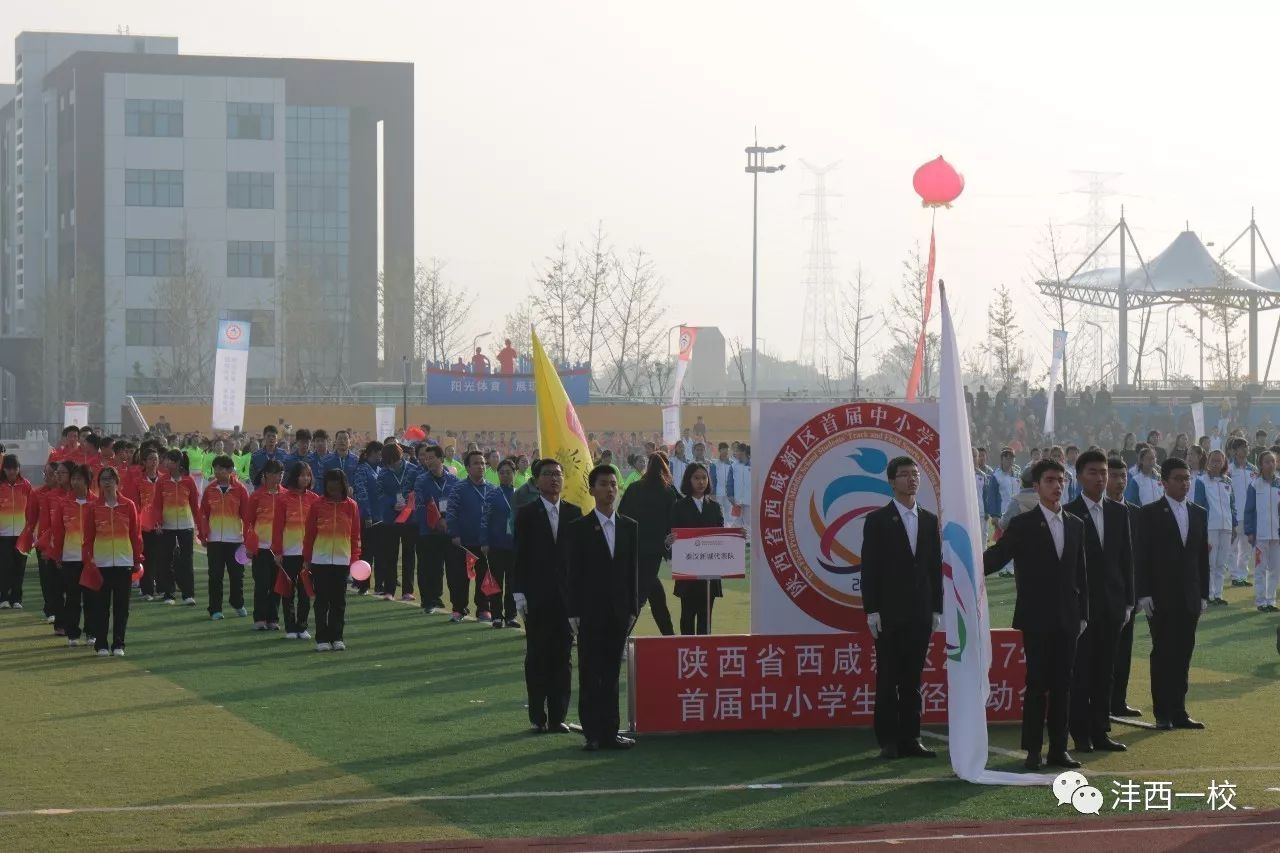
[10,0,1280,379]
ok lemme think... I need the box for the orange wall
[140,403,751,442]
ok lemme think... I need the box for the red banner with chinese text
[632,631,1024,733]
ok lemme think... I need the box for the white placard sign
[671,527,747,579]
[211,320,250,431]
[375,406,396,441]
[662,404,681,446]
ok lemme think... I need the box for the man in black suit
[983,459,1089,770]
[1064,450,1134,753]
[1137,457,1210,730]
[511,459,583,734]
[1105,458,1144,718]
[861,456,943,760]
[566,464,641,752]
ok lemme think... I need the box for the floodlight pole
[1250,208,1259,383]
[1118,206,1128,390]
[745,133,785,401]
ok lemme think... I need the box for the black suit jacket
[1064,495,1135,623]
[669,496,727,597]
[1136,497,1210,615]
[860,501,943,626]
[565,511,640,626]
[511,497,583,610]
[982,504,1089,633]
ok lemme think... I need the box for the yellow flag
[531,329,594,514]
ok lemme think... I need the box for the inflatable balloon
[913,156,964,208]
[349,560,372,582]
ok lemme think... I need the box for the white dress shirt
[594,508,617,557]
[1082,494,1105,547]
[693,497,704,513]
[893,499,919,556]
[1167,494,1189,545]
[541,496,561,542]
[1040,503,1065,559]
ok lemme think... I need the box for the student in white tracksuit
[1194,450,1237,605]
[1227,438,1258,585]
[1244,450,1280,612]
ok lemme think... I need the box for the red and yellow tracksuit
[198,480,251,616]
[303,497,362,645]
[149,474,200,601]
[83,496,143,652]
[268,488,317,631]
[0,477,34,607]
[50,493,92,639]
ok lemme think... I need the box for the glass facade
[125,238,185,277]
[226,171,274,209]
[227,240,275,278]
[227,102,274,140]
[126,169,183,207]
[285,105,350,377]
[125,99,183,137]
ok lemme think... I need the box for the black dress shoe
[1024,753,1042,770]
[582,740,599,752]
[1072,739,1094,753]
[601,735,635,750]
[548,722,572,734]
[1154,719,1174,731]
[1092,736,1127,752]
[1046,751,1082,769]
[899,741,937,758]
[1173,717,1206,730]
[878,745,900,759]
[529,723,547,734]
[1112,705,1142,717]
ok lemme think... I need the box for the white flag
[939,285,1052,785]
[211,320,250,431]
[1043,329,1068,437]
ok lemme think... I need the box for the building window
[224,308,276,347]
[125,169,183,207]
[227,240,274,278]
[227,171,274,209]
[125,308,170,346]
[227,102,274,140]
[125,99,183,137]
[125,238,185,277]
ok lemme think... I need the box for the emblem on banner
[224,323,243,344]
[758,403,940,631]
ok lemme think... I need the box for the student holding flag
[151,450,201,606]
[413,444,456,613]
[480,457,518,628]
[126,448,169,602]
[272,461,317,639]
[84,467,143,657]
[302,469,361,652]
[0,454,35,610]
[321,430,360,492]
[351,441,383,596]
[249,460,285,630]
[33,462,65,626]
[374,442,420,601]
[198,456,251,621]
[50,464,93,647]
[446,450,491,623]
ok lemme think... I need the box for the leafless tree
[500,297,535,361]
[727,336,748,398]
[574,221,614,390]
[277,263,335,392]
[151,259,217,395]
[598,248,664,395]
[411,258,474,368]
[1030,221,1090,392]
[531,237,580,366]
[1179,265,1247,388]
[880,244,939,396]
[833,265,880,399]
[981,283,1030,389]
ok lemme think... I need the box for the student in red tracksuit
[150,450,201,606]
[84,467,143,657]
[272,461,318,639]
[125,448,170,602]
[198,456,250,620]
[303,469,361,652]
[0,454,35,610]
[50,465,94,647]
[248,460,285,631]
[33,462,67,629]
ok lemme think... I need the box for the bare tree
[277,264,335,392]
[151,260,217,395]
[500,296,535,361]
[1179,264,1247,388]
[574,222,614,390]
[833,265,880,399]
[727,336,748,398]
[980,284,1030,389]
[598,248,664,395]
[881,244,939,396]
[411,258,474,368]
[1030,221,1090,392]
[531,238,580,366]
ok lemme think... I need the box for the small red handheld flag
[80,561,104,592]
[395,492,417,524]
[464,549,477,580]
[425,499,442,530]
[244,528,259,553]
[480,570,500,597]
[15,529,33,554]
[273,566,293,596]
[131,564,145,583]
[299,566,315,598]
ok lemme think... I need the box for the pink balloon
[349,560,372,582]
[234,545,249,565]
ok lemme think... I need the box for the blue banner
[425,366,591,406]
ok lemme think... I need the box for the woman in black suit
[666,462,724,635]
[617,452,679,636]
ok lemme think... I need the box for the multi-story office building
[0,31,414,424]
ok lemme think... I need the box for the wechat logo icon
[1052,770,1103,815]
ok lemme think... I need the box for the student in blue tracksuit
[352,441,384,595]
[250,425,288,487]
[481,458,519,629]
[285,429,314,481]
[320,430,360,496]
[445,450,491,622]
[374,443,421,601]
[305,429,329,491]
[414,444,457,613]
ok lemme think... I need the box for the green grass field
[3,554,1280,851]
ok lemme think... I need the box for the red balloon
[913,156,964,208]
[404,426,426,441]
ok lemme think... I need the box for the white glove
[931,612,942,632]
[1078,619,1088,638]
[1201,598,1209,613]
[568,617,580,635]
[866,612,882,639]
[513,592,528,618]
[1123,606,1133,625]
[1138,596,1154,618]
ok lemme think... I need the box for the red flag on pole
[425,499,442,530]
[464,549,478,580]
[244,528,259,554]
[299,566,315,598]
[80,561,104,592]
[15,529,32,554]
[395,492,417,524]
[905,225,937,402]
[273,566,293,596]
[480,570,500,597]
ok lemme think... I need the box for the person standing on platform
[860,456,942,760]
[982,459,1089,770]
[617,453,678,636]
[566,465,640,752]
[511,459,581,734]
[1194,449,1237,606]
[480,458,519,628]
[1243,451,1280,613]
[666,462,727,637]
[1136,457,1210,731]
[1106,458,1144,718]
[413,445,457,613]
[1064,450,1134,754]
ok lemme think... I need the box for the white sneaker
[96,649,110,657]
[46,614,56,624]
[164,597,177,605]
[0,601,10,609]
[11,602,22,610]
[113,648,126,657]
[332,640,347,651]
[316,642,332,652]
[67,638,80,647]
[142,594,154,602]
[182,597,196,606]
[298,630,312,640]
[284,632,298,639]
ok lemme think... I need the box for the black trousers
[377,521,417,596]
[59,561,88,640]
[484,547,517,620]
[312,564,348,643]
[281,555,311,634]
[676,582,720,636]
[206,541,244,615]
[1111,615,1136,714]
[143,532,173,598]
[1070,615,1122,743]
[38,551,62,619]
[1149,607,1200,722]
[1020,629,1077,755]
[354,524,376,593]
[0,536,28,605]
[445,543,480,616]
[638,554,674,636]
[95,566,132,651]
[524,599,573,727]
[251,549,279,624]
[160,529,195,599]
[415,533,449,610]
[872,620,933,749]
[578,615,628,744]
